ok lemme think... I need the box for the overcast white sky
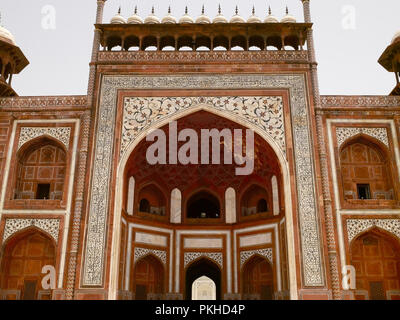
[1,0,399,96]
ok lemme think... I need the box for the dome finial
[202,5,205,14]
[152,6,155,14]
[252,6,255,15]
[235,6,239,15]
[218,4,222,15]
[134,6,138,15]
[118,6,121,15]
[286,6,289,15]
[268,6,272,15]
[168,6,171,14]
[185,6,188,14]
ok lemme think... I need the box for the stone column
[301,0,341,300]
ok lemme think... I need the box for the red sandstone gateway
[0,0,399,301]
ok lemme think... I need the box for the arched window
[241,184,270,217]
[187,191,220,219]
[15,139,66,200]
[185,258,221,300]
[137,184,166,216]
[340,137,394,201]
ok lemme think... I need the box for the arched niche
[14,137,67,201]
[240,184,271,218]
[132,254,165,300]
[350,228,400,300]
[241,255,274,300]
[136,183,167,216]
[0,229,56,300]
[185,258,221,300]
[339,135,395,202]
[186,190,221,219]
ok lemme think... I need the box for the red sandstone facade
[0,0,399,300]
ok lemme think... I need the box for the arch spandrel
[336,127,389,150]
[121,98,286,161]
[2,218,60,245]
[346,219,400,244]
[17,127,71,151]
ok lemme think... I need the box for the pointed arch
[186,189,221,219]
[131,253,165,300]
[185,257,221,300]
[14,136,67,200]
[136,182,167,216]
[0,229,56,300]
[339,134,395,201]
[241,254,274,300]
[349,228,400,300]
[111,106,296,299]
[240,183,270,217]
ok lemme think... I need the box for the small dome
[0,25,16,45]
[281,7,296,23]
[127,6,143,24]
[391,31,400,44]
[247,7,262,23]
[230,6,245,23]
[213,5,228,24]
[162,7,177,24]
[144,7,160,24]
[179,7,194,24]
[264,7,279,23]
[110,8,126,24]
[196,5,211,24]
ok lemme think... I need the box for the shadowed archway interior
[185,258,221,300]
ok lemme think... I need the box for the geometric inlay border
[346,218,400,243]
[82,74,324,287]
[18,127,71,150]
[336,127,389,149]
[2,218,60,244]
[240,248,273,268]
[133,247,167,265]
[184,252,223,268]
